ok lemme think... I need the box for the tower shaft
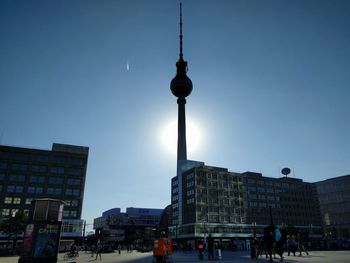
[177,98,187,161]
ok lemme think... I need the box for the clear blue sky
[1,0,349,228]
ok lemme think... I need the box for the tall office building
[170,162,322,240]
[316,175,350,238]
[0,143,89,239]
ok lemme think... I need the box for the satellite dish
[281,167,291,176]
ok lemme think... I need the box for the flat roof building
[0,143,89,238]
[316,174,350,239]
[93,207,163,243]
[170,161,322,239]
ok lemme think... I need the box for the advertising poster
[34,223,60,258]
[21,224,34,257]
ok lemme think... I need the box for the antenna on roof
[179,2,183,60]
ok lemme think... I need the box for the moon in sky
[161,120,202,155]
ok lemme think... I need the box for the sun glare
[161,120,201,155]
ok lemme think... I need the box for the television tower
[170,2,193,162]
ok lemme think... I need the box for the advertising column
[19,199,64,263]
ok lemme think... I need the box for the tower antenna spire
[179,1,183,60]
[170,1,193,162]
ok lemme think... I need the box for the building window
[65,189,80,196]
[0,162,7,169]
[186,198,195,204]
[7,185,15,192]
[7,185,24,193]
[48,177,64,184]
[67,168,82,176]
[13,197,21,204]
[62,220,83,233]
[2,209,10,216]
[52,156,66,164]
[9,174,25,182]
[11,163,27,171]
[16,186,23,193]
[0,173,5,180]
[50,167,65,174]
[258,195,266,200]
[47,188,62,195]
[186,189,194,196]
[282,183,289,189]
[63,211,69,217]
[25,198,33,205]
[70,211,77,217]
[30,155,49,162]
[186,181,194,188]
[67,178,81,185]
[250,202,258,207]
[4,197,12,204]
[27,186,43,194]
[0,152,8,159]
[31,165,47,173]
[68,158,83,166]
[257,187,265,193]
[187,173,194,180]
[71,200,79,207]
[12,153,28,161]
[29,176,45,184]
[11,209,18,216]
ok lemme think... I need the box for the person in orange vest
[198,239,204,260]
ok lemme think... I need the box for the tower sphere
[170,61,193,98]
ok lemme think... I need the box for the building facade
[93,207,163,243]
[170,161,322,239]
[316,175,350,239]
[0,143,89,239]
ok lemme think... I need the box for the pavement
[0,250,350,263]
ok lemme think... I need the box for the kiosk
[19,199,64,263]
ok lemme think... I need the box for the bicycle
[63,250,79,261]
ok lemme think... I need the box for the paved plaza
[0,250,350,263]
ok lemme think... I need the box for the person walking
[207,234,214,260]
[95,242,102,260]
[287,235,296,256]
[297,233,309,256]
[265,231,275,262]
[275,234,287,262]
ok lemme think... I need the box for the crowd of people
[251,231,309,262]
[66,241,135,261]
